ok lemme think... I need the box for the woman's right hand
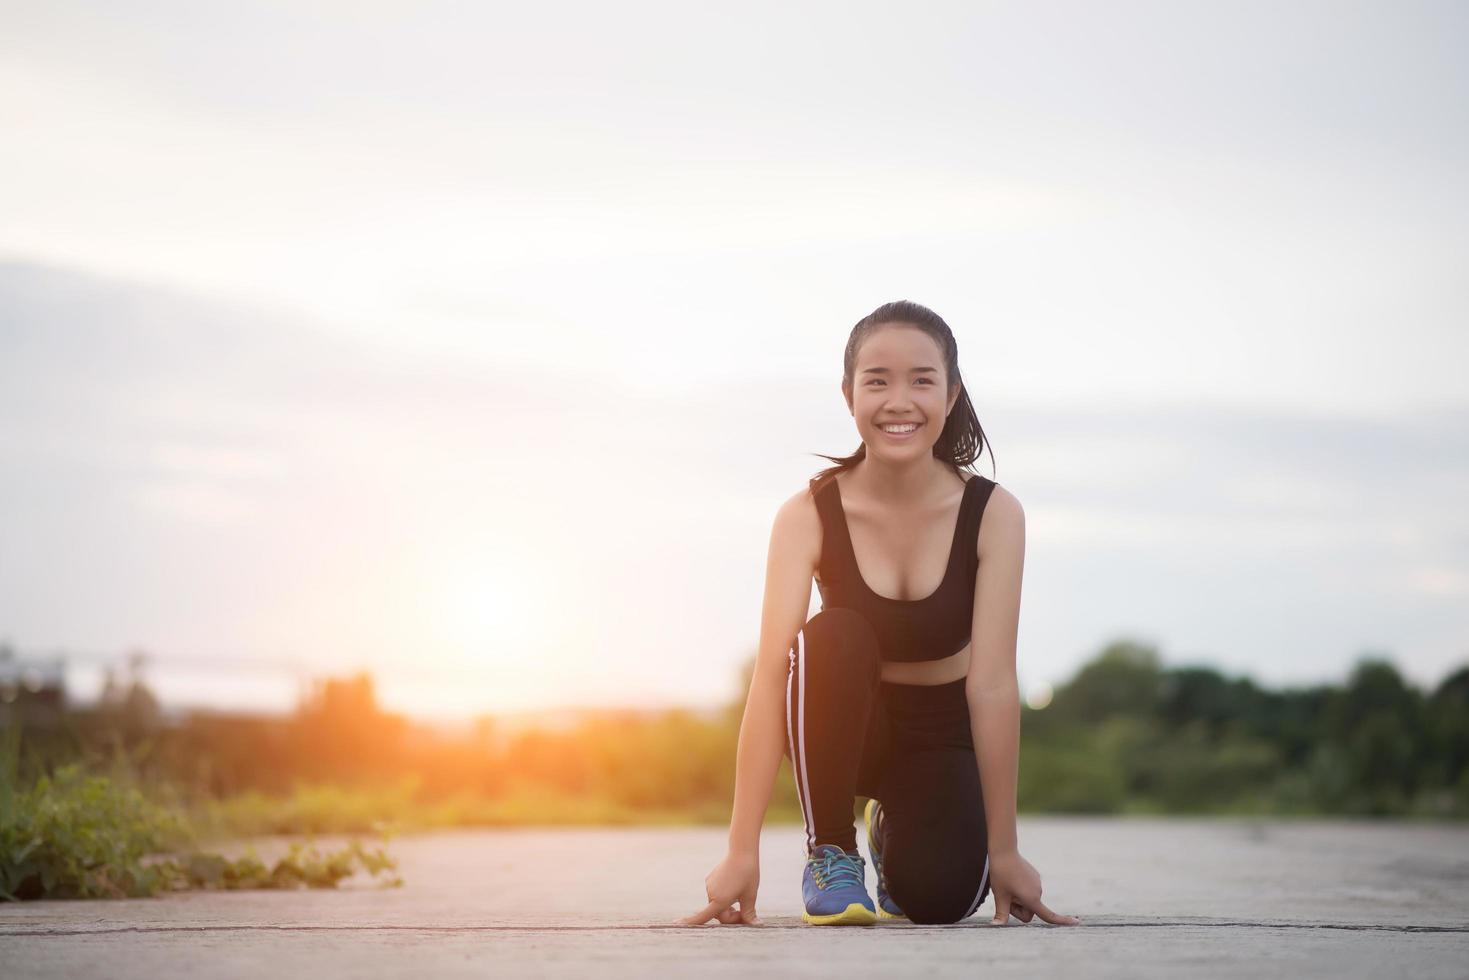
[678,849,763,926]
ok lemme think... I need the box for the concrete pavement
[3,817,1467,978]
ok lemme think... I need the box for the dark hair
[808,300,994,496]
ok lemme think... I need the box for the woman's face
[845,323,960,459]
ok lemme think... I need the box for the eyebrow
[859,366,939,375]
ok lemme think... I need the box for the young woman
[680,301,1079,928]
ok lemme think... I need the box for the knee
[881,835,989,924]
[795,608,880,671]
[884,864,987,925]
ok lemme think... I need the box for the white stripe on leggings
[785,629,815,855]
[964,854,992,919]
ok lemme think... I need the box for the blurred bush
[4,640,1466,864]
[0,725,399,900]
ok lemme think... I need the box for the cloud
[2,260,1467,715]
[1408,567,1469,599]
[149,443,288,482]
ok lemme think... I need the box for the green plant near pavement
[0,725,401,901]
[167,839,402,892]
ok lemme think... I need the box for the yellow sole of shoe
[864,799,884,859]
[865,799,907,921]
[802,903,877,926]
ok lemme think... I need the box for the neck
[851,453,953,503]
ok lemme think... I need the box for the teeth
[881,424,918,433]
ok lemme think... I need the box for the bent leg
[876,747,990,924]
[786,607,884,855]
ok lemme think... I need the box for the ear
[947,381,962,417]
[842,379,854,415]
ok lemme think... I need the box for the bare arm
[965,485,1025,858]
[728,490,817,854]
[965,486,1079,926]
[682,490,817,926]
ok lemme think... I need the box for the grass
[188,777,803,840]
[0,720,806,901]
[0,725,402,901]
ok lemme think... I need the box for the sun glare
[438,569,526,655]
[1025,681,1054,711]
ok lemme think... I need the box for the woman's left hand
[987,849,1080,926]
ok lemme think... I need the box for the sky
[1,0,1466,720]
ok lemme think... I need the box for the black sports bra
[813,472,997,663]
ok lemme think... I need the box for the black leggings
[784,607,991,925]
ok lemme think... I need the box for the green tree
[1049,640,1162,725]
[1319,658,1425,812]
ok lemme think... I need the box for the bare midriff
[880,642,970,685]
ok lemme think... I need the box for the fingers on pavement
[1033,898,1081,926]
[677,899,728,926]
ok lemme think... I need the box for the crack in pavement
[2,919,1466,936]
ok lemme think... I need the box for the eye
[917,377,935,385]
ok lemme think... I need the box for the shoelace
[809,849,865,891]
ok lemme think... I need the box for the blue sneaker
[864,799,906,920]
[801,843,876,925]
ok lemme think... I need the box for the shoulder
[975,481,1024,561]
[770,484,823,569]
[778,483,823,528]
